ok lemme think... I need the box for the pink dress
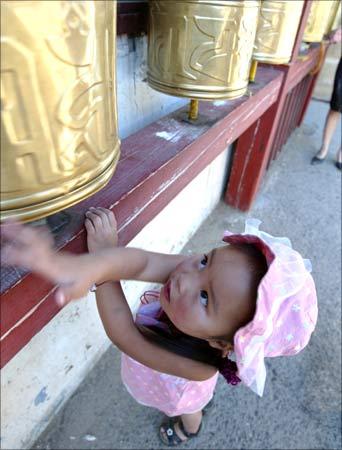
[121,296,218,417]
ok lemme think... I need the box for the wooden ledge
[0,65,283,368]
[259,44,321,94]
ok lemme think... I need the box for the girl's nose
[178,271,202,298]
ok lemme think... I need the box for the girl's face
[160,245,257,343]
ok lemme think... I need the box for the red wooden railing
[268,74,315,166]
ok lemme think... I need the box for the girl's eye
[200,290,208,307]
[199,254,208,269]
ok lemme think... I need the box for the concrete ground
[33,99,341,450]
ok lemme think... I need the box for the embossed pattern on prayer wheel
[325,1,341,34]
[303,0,337,43]
[253,1,304,64]
[0,1,120,222]
[147,0,260,100]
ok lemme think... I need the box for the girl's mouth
[163,280,171,303]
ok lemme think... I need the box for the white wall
[116,35,188,139]
[0,35,232,449]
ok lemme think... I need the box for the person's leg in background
[311,109,341,163]
[311,57,342,168]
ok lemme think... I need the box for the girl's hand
[57,207,119,304]
[1,220,57,277]
[85,207,118,253]
[1,220,96,306]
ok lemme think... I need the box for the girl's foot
[84,207,118,253]
[159,416,202,446]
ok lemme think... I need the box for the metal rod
[188,99,199,120]
[249,60,258,83]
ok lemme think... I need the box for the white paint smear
[156,130,182,143]
[213,100,227,106]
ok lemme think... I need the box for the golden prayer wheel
[147,0,260,100]
[253,1,304,64]
[325,1,341,34]
[303,0,337,43]
[0,1,120,223]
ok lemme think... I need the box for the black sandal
[159,417,202,446]
[311,155,325,165]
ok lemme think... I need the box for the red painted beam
[289,82,302,133]
[276,88,296,158]
[0,66,283,368]
[272,91,291,161]
[287,46,321,92]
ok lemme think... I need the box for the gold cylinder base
[0,0,120,223]
[148,79,248,100]
[1,145,120,222]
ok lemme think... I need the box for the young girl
[1,207,318,446]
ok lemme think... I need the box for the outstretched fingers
[84,218,95,235]
[84,207,118,252]
[1,244,26,268]
[85,209,103,229]
[85,207,115,229]
[1,220,54,270]
[98,207,117,228]
[2,220,36,245]
[55,284,77,307]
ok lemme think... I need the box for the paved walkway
[33,100,341,450]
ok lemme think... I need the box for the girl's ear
[208,340,234,358]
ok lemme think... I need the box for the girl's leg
[160,378,216,444]
[178,410,202,435]
[314,109,341,159]
[179,395,214,434]
[160,410,203,445]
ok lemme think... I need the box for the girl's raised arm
[1,210,214,380]
[96,280,217,382]
[1,216,187,304]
